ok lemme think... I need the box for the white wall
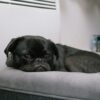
[59,0,100,50]
[0,3,60,68]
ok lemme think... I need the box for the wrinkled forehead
[15,38,46,54]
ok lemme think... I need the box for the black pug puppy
[4,35,100,73]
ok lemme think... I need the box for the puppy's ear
[4,37,23,56]
[47,40,59,59]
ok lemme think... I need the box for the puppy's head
[4,36,58,72]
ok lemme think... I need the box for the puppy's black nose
[35,58,42,62]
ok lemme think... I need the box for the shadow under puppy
[4,35,100,73]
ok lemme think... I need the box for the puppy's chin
[19,63,51,72]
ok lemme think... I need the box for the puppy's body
[4,35,100,73]
[56,44,100,72]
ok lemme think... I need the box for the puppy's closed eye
[44,54,52,60]
[22,54,31,59]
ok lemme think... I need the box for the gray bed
[0,67,100,100]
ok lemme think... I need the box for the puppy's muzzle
[34,62,51,71]
[20,58,51,72]
[20,64,51,72]
[33,58,51,72]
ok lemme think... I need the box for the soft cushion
[0,67,100,100]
